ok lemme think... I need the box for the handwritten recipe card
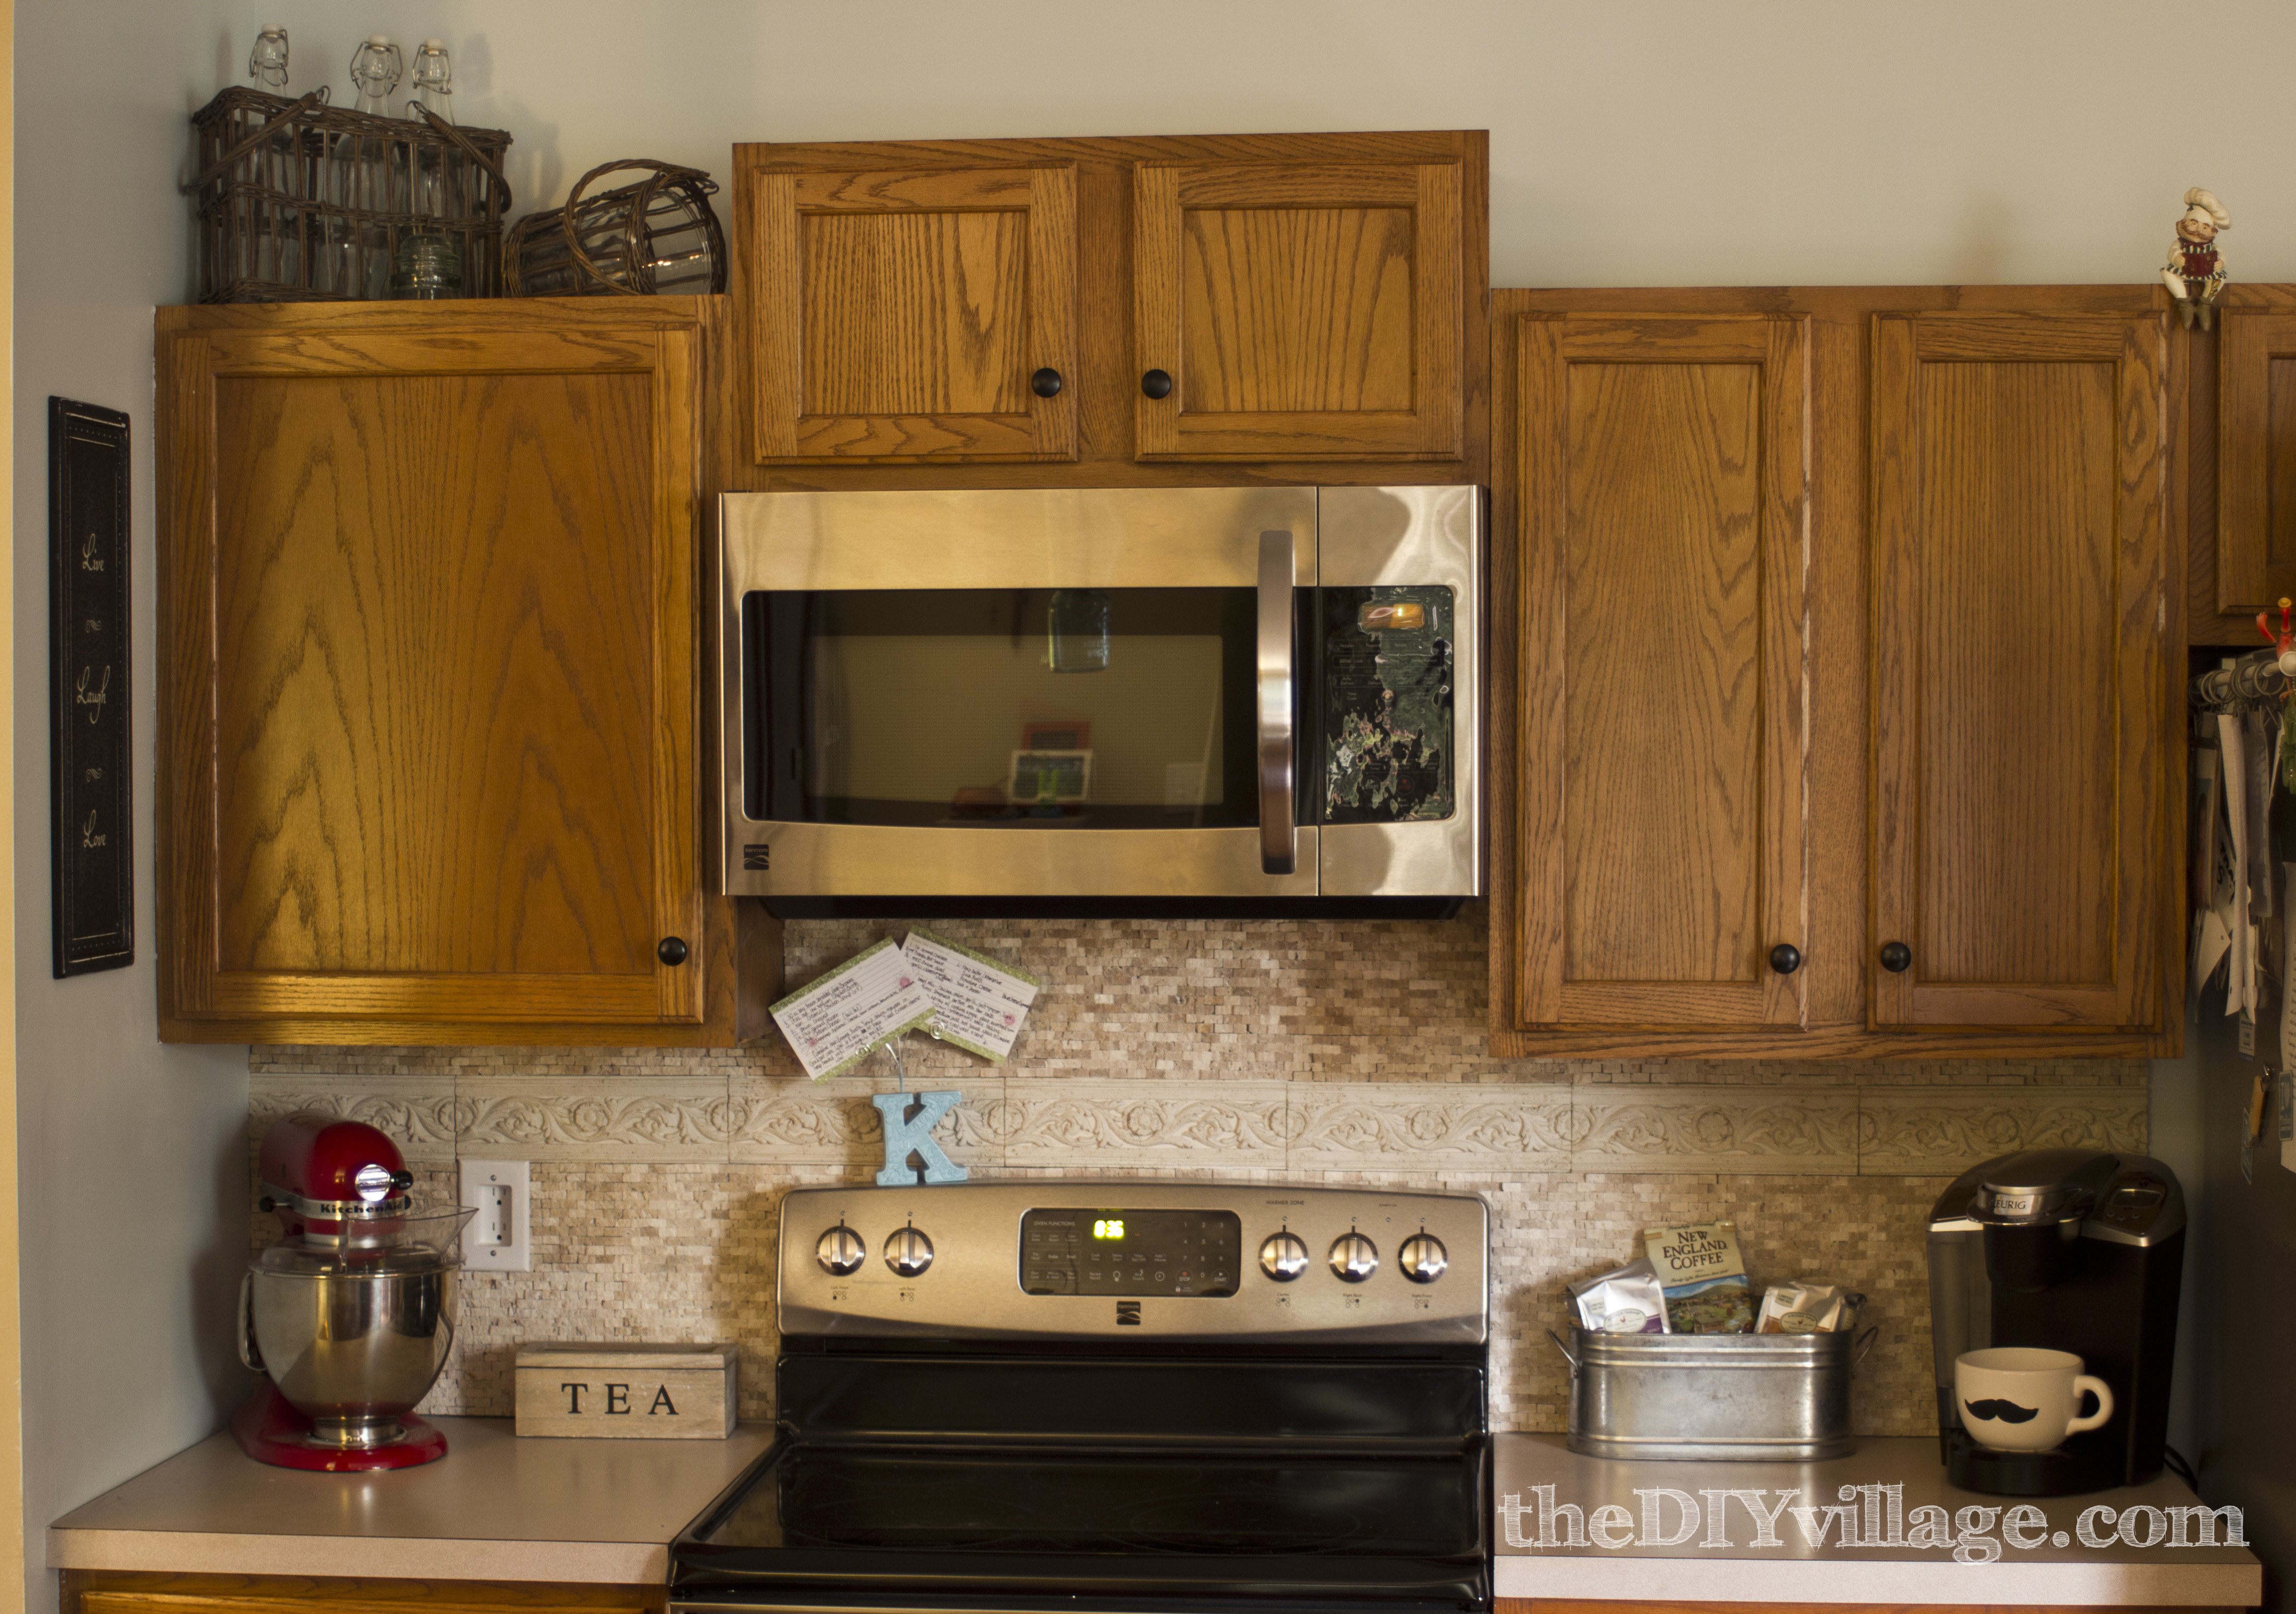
[769,938,937,1081]
[904,928,1041,1063]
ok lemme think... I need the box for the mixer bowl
[244,1256,460,1450]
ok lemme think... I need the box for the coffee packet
[1642,1220,1755,1333]
[1567,1257,1669,1334]
[1755,1280,1864,1334]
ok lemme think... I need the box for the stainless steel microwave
[719,486,1481,914]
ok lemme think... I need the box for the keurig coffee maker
[1926,1148,2183,1496]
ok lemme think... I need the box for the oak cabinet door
[2216,309,2296,619]
[745,162,1079,463]
[1134,159,1462,461]
[1870,313,2167,1031]
[1507,315,1811,1030]
[158,305,705,1032]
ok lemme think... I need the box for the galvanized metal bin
[1550,1326,1878,1462]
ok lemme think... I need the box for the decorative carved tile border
[1571,1089,1862,1174]
[730,1075,1004,1169]
[1287,1081,1571,1167]
[247,1073,460,1163]
[458,1075,733,1161]
[994,1079,1289,1169]
[1856,1084,2147,1176]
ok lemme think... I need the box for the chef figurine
[2163,187,2231,331]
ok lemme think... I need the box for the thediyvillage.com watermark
[1501,1484,2246,1565]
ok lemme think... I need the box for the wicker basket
[505,159,726,297]
[186,86,513,302]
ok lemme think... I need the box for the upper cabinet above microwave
[730,132,1488,481]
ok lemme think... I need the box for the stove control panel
[777,1181,1487,1344]
[1021,1208,1241,1297]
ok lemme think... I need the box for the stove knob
[885,1225,934,1278]
[1258,1231,1309,1282]
[1329,1232,1379,1283]
[816,1224,866,1277]
[1398,1233,1448,1285]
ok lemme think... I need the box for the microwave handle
[1256,530,1297,876]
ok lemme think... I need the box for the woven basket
[505,159,726,297]
[186,86,513,302]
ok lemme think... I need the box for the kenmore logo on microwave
[1115,1301,1142,1326]
[743,843,770,871]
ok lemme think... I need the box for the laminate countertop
[48,1416,772,1585]
[1495,1433,2262,1605]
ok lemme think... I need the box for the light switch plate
[460,1158,533,1272]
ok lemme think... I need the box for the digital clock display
[1019,1208,1242,1298]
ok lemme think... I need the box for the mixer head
[256,1112,415,1242]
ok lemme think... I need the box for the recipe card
[770,938,937,1082]
[904,928,1041,1064]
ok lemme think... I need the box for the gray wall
[14,8,257,1612]
[20,4,2296,1611]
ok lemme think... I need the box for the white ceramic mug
[1955,1347,2114,1452]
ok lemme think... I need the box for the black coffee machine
[1926,1147,2183,1496]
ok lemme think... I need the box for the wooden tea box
[514,1342,738,1438]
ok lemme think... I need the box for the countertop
[1495,1433,2261,1605]
[48,1415,772,1585]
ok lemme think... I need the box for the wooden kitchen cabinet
[1133,152,1464,461]
[1502,313,1811,1034]
[155,298,772,1046]
[742,160,1080,463]
[1490,288,2183,1058]
[2191,289,2296,640]
[730,130,1485,479]
[64,1570,661,1612]
[1870,311,2169,1033]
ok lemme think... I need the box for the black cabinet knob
[1030,367,1064,398]
[1879,941,1912,974]
[1141,368,1174,399]
[1768,943,1802,976]
[657,936,690,967]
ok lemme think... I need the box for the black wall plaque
[50,398,133,977]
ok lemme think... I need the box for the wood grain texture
[721,131,1488,490]
[211,372,658,981]
[747,162,1077,463]
[65,1569,662,1613]
[1179,205,1414,413]
[2217,310,2296,616]
[1136,155,1464,461]
[1510,315,1808,1030]
[155,298,744,1043]
[1488,284,2183,1060]
[1871,312,2166,1031]
[2187,285,2296,643]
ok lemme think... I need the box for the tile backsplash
[247,905,2148,1435]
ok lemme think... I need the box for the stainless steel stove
[670,1181,1491,1614]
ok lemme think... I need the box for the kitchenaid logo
[1500,1485,2245,1566]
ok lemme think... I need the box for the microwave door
[720,488,1318,902]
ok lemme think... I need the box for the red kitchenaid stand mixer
[235,1114,471,1471]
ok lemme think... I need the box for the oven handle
[1256,531,1297,876]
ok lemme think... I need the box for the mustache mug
[1955,1347,2114,1452]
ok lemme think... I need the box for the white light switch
[460,1159,533,1272]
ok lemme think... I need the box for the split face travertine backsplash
[247,905,2148,1434]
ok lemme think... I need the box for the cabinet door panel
[163,317,702,1027]
[1871,313,2165,1030]
[2218,310,2296,614]
[748,163,1077,463]
[1512,316,1809,1029]
[1136,161,1461,460]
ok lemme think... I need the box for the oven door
[721,488,1319,901]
